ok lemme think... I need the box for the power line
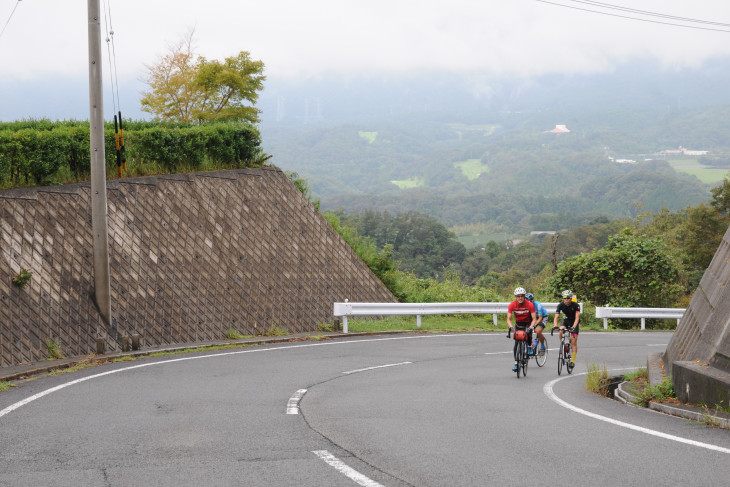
[103,0,122,114]
[0,0,23,44]
[570,0,730,28]
[534,0,730,32]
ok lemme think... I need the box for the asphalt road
[0,331,728,486]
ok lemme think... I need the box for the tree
[710,174,730,215]
[548,228,682,308]
[141,31,265,124]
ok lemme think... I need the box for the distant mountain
[259,59,730,239]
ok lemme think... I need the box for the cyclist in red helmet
[507,287,537,372]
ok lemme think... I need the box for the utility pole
[87,0,112,326]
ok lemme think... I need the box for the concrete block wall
[665,224,730,405]
[0,168,396,366]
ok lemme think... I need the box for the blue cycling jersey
[533,300,548,319]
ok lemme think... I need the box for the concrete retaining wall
[665,224,730,406]
[0,168,396,366]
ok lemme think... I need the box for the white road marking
[0,335,486,420]
[312,450,384,487]
[647,344,669,347]
[342,362,412,375]
[286,389,307,415]
[543,372,730,455]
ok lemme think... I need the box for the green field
[454,159,489,180]
[391,176,425,189]
[667,159,728,184]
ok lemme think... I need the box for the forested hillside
[261,62,730,244]
[265,105,729,242]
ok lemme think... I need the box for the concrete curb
[615,380,730,428]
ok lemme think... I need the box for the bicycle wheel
[566,343,574,374]
[515,341,522,378]
[521,341,528,377]
[557,339,564,375]
[535,339,548,367]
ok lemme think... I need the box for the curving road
[0,331,728,486]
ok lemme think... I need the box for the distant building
[659,146,709,156]
[544,124,570,134]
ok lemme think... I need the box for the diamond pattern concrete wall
[666,224,730,368]
[0,168,396,366]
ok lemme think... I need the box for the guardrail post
[641,317,646,330]
[493,314,498,326]
[417,315,421,328]
[603,318,608,330]
[343,316,348,334]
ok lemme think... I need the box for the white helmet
[562,290,573,298]
[514,287,526,296]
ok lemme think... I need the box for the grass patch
[225,329,250,340]
[317,322,335,332]
[623,367,648,382]
[633,376,675,407]
[358,131,378,143]
[346,314,503,333]
[586,363,611,396]
[113,356,136,362]
[453,159,489,180]
[263,323,288,336]
[0,381,16,392]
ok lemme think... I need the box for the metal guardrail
[594,306,685,330]
[333,301,573,333]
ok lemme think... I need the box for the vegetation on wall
[0,120,268,189]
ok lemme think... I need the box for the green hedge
[0,120,265,188]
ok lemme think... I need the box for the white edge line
[342,361,412,375]
[286,388,307,415]
[312,450,384,487]
[0,335,477,420]
[543,371,730,455]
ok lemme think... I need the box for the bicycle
[551,325,575,375]
[507,326,530,378]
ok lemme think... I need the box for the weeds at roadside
[698,403,730,429]
[263,323,288,336]
[317,322,334,332]
[44,338,64,360]
[113,356,136,362]
[633,377,675,407]
[225,329,248,340]
[623,367,648,382]
[0,381,16,392]
[586,363,611,397]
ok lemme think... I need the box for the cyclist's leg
[570,327,579,364]
[513,338,519,370]
[535,322,546,346]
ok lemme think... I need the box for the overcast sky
[1,0,730,119]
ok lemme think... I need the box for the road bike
[552,325,575,375]
[507,327,530,378]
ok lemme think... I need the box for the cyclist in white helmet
[507,286,537,372]
[553,290,581,367]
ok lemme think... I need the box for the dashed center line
[286,389,307,414]
[312,450,384,487]
[342,361,412,375]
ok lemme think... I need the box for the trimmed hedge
[0,120,265,188]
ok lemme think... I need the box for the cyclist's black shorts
[562,318,579,335]
[534,318,548,330]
